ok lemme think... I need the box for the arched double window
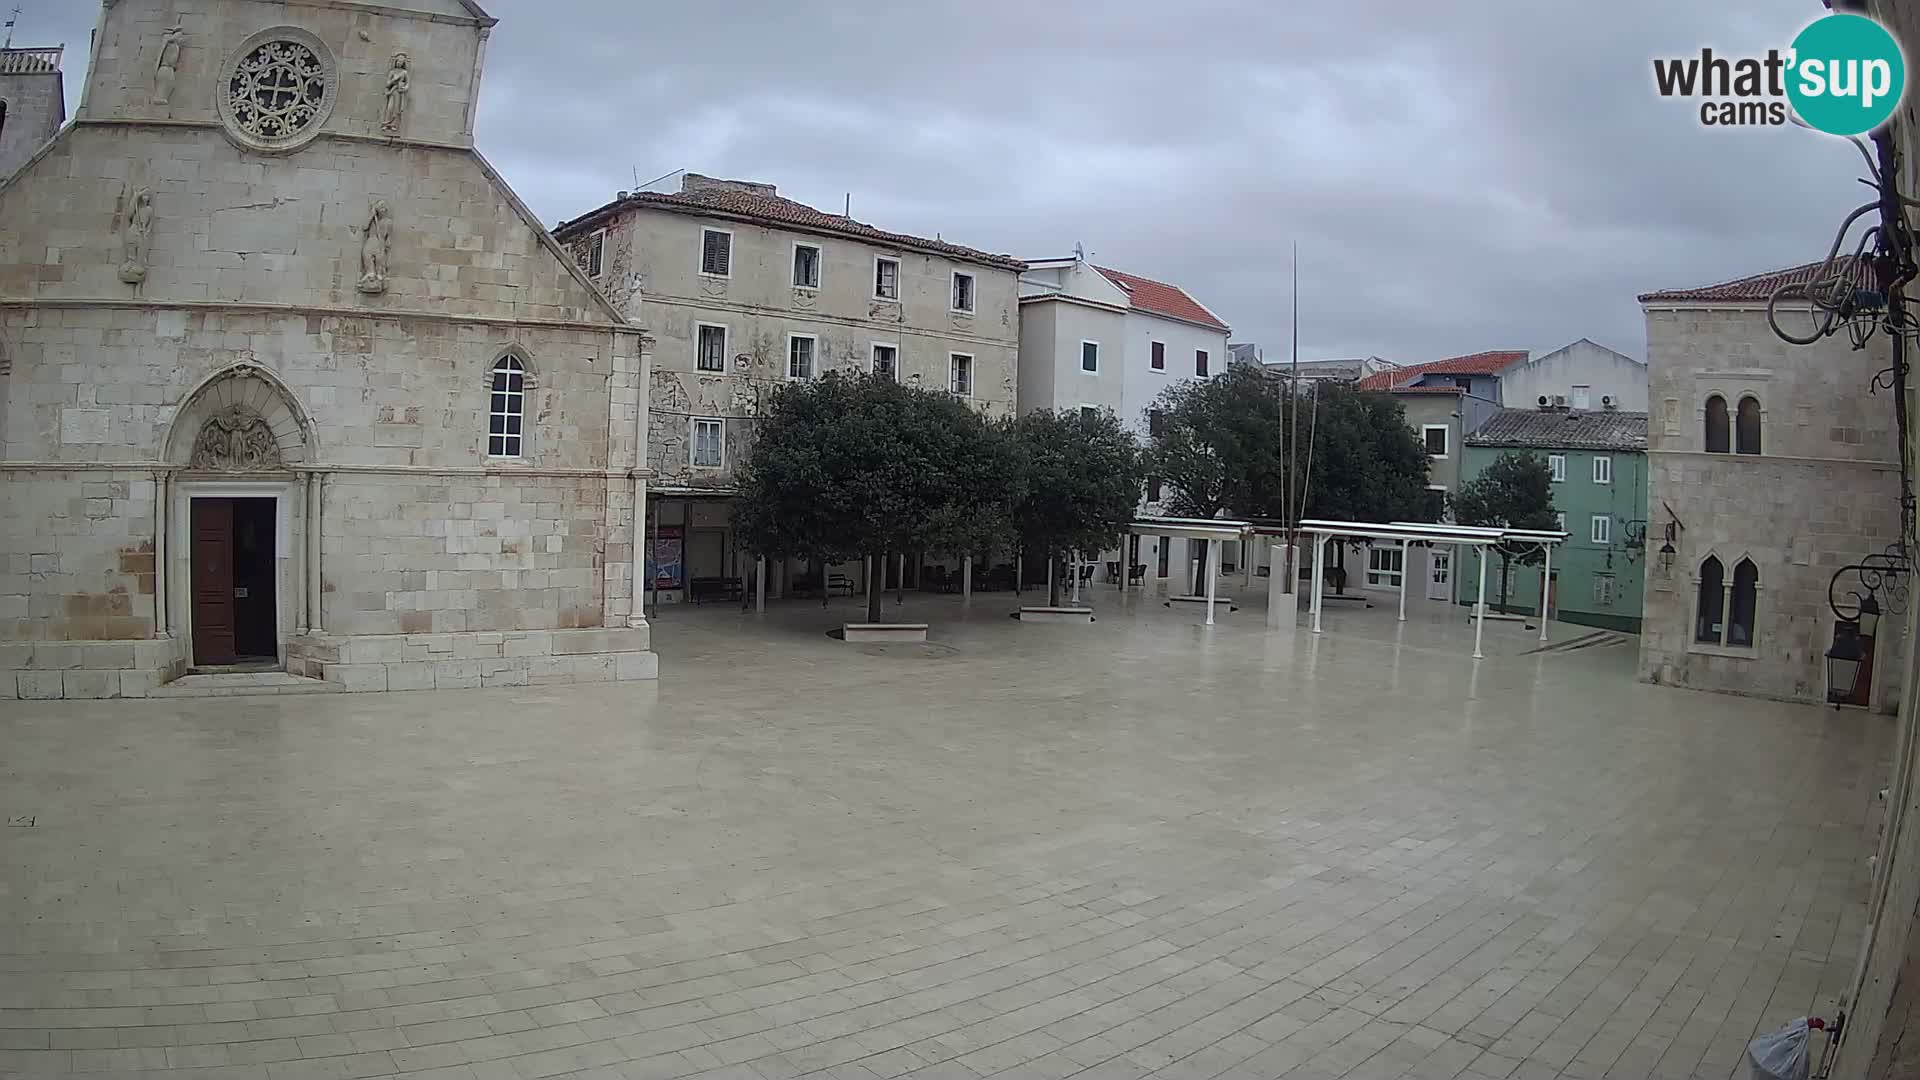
[1704,395,1730,453]
[488,354,526,458]
[1695,554,1758,648]
[1735,396,1762,455]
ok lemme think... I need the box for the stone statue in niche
[381,51,410,133]
[118,187,154,285]
[152,25,184,115]
[357,199,391,294]
[189,407,283,471]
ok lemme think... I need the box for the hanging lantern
[1826,619,1867,705]
[1858,594,1883,642]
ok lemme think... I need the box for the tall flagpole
[1287,243,1300,585]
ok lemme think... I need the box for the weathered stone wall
[1639,305,1905,708]
[0,64,64,180]
[0,468,158,641]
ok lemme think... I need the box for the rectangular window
[695,323,726,373]
[951,271,975,313]
[488,358,524,458]
[1081,341,1099,373]
[1592,456,1613,484]
[1592,573,1615,606]
[1590,514,1611,545]
[874,256,900,301]
[1423,425,1449,458]
[1555,511,1567,532]
[1080,405,1100,422]
[1157,537,1170,578]
[788,334,815,380]
[1195,349,1210,377]
[1366,545,1404,588]
[949,353,973,396]
[1571,385,1591,410]
[691,418,724,468]
[1151,341,1166,371]
[700,228,731,277]
[871,343,897,382]
[1148,409,1165,438]
[792,243,821,289]
[581,230,605,278]
[1549,454,1566,482]
[1147,476,1163,502]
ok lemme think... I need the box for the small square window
[1555,511,1567,532]
[1195,349,1210,377]
[1592,573,1615,605]
[788,335,815,380]
[949,353,973,397]
[1423,425,1448,458]
[700,228,731,277]
[696,323,726,373]
[1151,341,1165,371]
[951,272,975,313]
[1081,341,1099,373]
[1548,454,1566,482]
[871,344,897,382]
[1590,515,1611,545]
[691,418,724,468]
[1592,456,1613,484]
[792,243,821,289]
[1080,405,1099,422]
[874,257,900,301]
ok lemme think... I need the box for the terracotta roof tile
[1356,350,1527,390]
[1092,266,1230,331]
[1466,408,1649,452]
[557,188,1024,272]
[1638,255,1861,303]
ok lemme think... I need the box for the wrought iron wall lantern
[1826,546,1909,706]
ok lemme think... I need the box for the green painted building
[1457,409,1650,633]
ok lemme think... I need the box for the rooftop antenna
[3,7,20,49]
[1073,241,1086,263]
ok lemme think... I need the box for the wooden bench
[689,576,743,604]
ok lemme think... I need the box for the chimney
[681,173,777,198]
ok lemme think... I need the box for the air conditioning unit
[1601,394,1615,409]
[1552,395,1568,407]
[1537,395,1550,408]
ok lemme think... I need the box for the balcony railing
[0,47,63,75]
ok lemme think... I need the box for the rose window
[227,40,327,141]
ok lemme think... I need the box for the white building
[1501,338,1648,412]
[1016,251,1231,588]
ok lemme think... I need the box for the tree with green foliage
[1145,366,1287,593]
[1290,383,1444,591]
[1008,408,1145,606]
[1452,450,1558,613]
[735,372,1013,623]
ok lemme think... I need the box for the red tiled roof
[1092,266,1230,331]
[1356,350,1527,390]
[557,187,1025,272]
[1638,256,1860,303]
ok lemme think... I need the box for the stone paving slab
[0,593,1887,1079]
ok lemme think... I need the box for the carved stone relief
[357,199,392,294]
[189,407,284,471]
[118,187,154,285]
[380,51,410,133]
[216,28,338,153]
[153,25,183,116]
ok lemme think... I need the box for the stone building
[553,174,1022,604]
[0,0,658,698]
[1637,259,1903,710]
[0,45,66,179]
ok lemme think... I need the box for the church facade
[0,0,659,698]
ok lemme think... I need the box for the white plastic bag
[1747,1017,1811,1080]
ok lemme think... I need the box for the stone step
[150,672,343,698]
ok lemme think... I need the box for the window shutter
[703,231,730,276]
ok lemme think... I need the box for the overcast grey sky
[16,1,1877,364]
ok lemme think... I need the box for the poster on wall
[645,526,685,589]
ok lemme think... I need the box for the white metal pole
[1071,550,1081,603]
[1243,540,1254,590]
[962,555,972,603]
[1473,545,1489,659]
[755,555,766,613]
[1397,539,1408,622]
[864,555,872,607]
[1204,539,1220,625]
[1311,534,1326,633]
[1539,544,1552,642]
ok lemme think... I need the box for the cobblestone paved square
[0,595,1889,1079]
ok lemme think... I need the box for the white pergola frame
[1297,519,1567,658]
[1126,517,1253,626]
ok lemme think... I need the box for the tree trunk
[1334,544,1347,596]
[867,553,884,623]
[1048,545,1062,606]
[815,557,827,609]
[1191,539,1209,596]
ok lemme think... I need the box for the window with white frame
[949,353,973,396]
[1592,455,1613,484]
[1366,545,1404,587]
[1151,341,1166,371]
[870,343,897,382]
[1081,341,1099,373]
[1590,514,1611,545]
[1571,385,1591,410]
[700,228,731,277]
[1592,573,1615,605]
[792,243,821,289]
[695,323,726,373]
[788,334,815,379]
[951,271,975,313]
[691,418,724,468]
[1548,454,1566,482]
[580,230,605,278]
[1555,511,1567,532]
[488,354,525,458]
[1079,405,1099,422]
[1195,349,1210,377]
[873,256,900,301]
[1422,424,1449,458]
